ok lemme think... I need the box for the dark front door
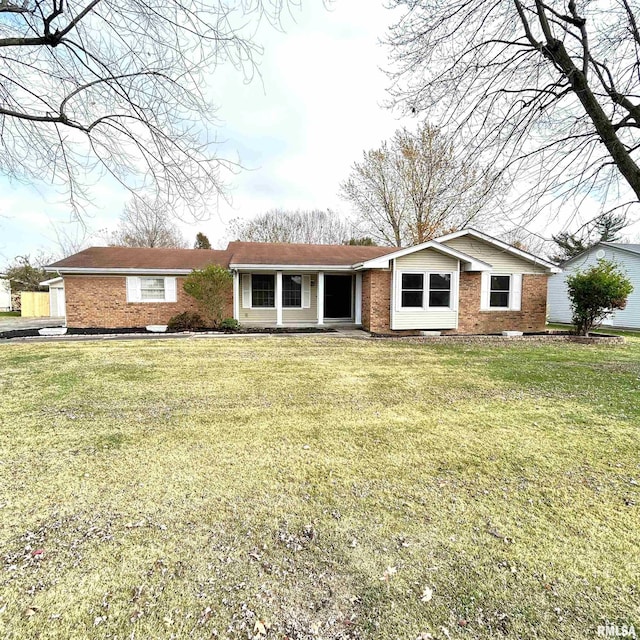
[324,275,353,319]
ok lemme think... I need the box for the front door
[324,275,353,319]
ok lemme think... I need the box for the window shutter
[480,272,490,310]
[165,277,177,303]
[242,274,251,308]
[126,276,140,302]
[302,275,311,308]
[451,272,459,311]
[510,274,522,311]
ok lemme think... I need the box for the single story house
[44,228,560,334]
[548,242,640,329]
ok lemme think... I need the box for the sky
[1,0,639,263]
[0,1,409,260]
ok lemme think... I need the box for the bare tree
[386,1,640,222]
[0,0,288,216]
[109,196,186,248]
[340,123,502,247]
[229,209,353,244]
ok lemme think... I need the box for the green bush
[566,258,633,335]
[219,317,240,332]
[183,265,233,327]
[167,311,206,332]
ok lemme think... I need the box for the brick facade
[455,272,548,334]
[361,269,548,335]
[64,276,232,328]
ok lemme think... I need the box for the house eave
[45,267,194,275]
[229,263,356,272]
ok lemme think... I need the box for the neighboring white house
[548,243,640,329]
[0,276,11,311]
[40,277,66,318]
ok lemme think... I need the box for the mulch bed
[0,326,337,340]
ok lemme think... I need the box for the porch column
[276,271,283,326]
[317,271,324,325]
[354,272,362,325]
[232,270,240,321]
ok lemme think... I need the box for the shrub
[566,258,633,335]
[219,317,240,332]
[167,311,205,332]
[183,265,233,327]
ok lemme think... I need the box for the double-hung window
[140,277,166,301]
[282,275,302,308]
[401,273,424,308]
[400,272,452,309]
[489,275,511,308]
[251,274,275,308]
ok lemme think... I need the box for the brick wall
[64,276,232,328]
[361,269,548,335]
[455,272,548,334]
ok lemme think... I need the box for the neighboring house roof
[559,242,640,266]
[434,228,562,273]
[602,243,640,256]
[226,241,395,268]
[47,246,231,273]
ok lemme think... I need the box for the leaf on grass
[24,607,38,618]
[420,586,433,602]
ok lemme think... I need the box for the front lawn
[0,336,638,639]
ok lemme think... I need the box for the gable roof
[356,240,493,272]
[435,228,561,273]
[47,246,231,273]
[226,241,395,268]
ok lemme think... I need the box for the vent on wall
[596,249,606,259]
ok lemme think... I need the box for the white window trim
[126,276,176,303]
[488,273,512,311]
[397,271,456,312]
[250,273,276,309]
[481,272,522,312]
[282,274,303,310]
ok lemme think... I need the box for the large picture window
[401,273,424,308]
[140,277,166,301]
[428,273,451,307]
[490,275,511,308]
[282,275,302,307]
[251,274,275,308]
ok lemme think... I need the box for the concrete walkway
[0,316,64,331]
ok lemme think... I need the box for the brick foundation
[361,269,548,335]
[64,276,232,328]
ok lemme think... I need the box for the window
[251,274,275,308]
[429,273,451,307]
[140,277,166,301]
[401,273,424,308]
[400,272,453,309]
[282,275,302,307]
[490,275,511,308]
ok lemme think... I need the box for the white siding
[443,237,548,273]
[392,248,459,330]
[548,246,640,329]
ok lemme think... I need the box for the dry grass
[0,335,638,639]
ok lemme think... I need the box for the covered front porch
[232,270,363,327]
